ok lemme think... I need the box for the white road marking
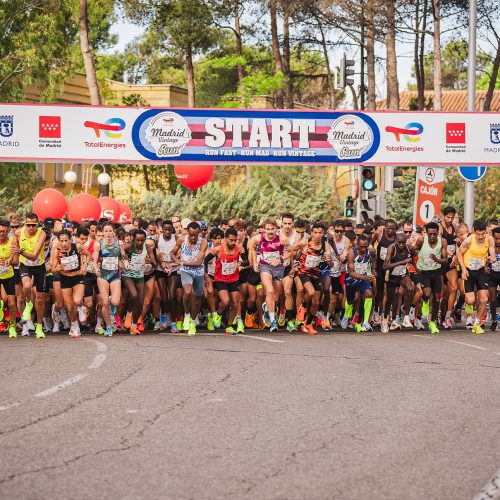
[0,402,21,412]
[239,334,285,343]
[33,374,87,398]
[410,334,433,339]
[472,467,500,500]
[446,340,486,351]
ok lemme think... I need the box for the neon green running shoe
[354,323,362,333]
[465,303,474,315]
[207,313,214,331]
[22,301,33,322]
[422,300,430,317]
[213,312,222,329]
[188,320,196,336]
[8,323,17,338]
[176,320,182,331]
[428,321,440,334]
[0,300,4,322]
[35,323,45,339]
[471,322,484,335]
[236,320,244,334]
[182,314,191,331]
[225,325,237,335]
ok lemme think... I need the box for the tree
[0,164,41,214]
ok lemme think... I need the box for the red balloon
[33,189,68,220]
[117,201,132,223]
[174,165,214,190]
[67,193,101,223]
[98,197,121,223]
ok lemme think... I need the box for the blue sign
[457,166,487,182]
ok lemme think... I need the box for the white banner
[0,104,499,165]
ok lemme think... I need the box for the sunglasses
[25,223,38,227]
[335,229,344,234]
[0,229,8,233]
[10,225,20,229]
[404,230,413,234]
[295,229,305,234]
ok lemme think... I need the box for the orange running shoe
[138,317,145,333]
[296,305,307,323]
[321,318,332,330]
[124,312,133,330]
[245,311,254,329]
[301,323,318,335]
[130,324,140,335]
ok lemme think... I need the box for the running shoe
[212,312,222,329]
[130,324,140,335]
[8,323,17,338]
[321,318,332,331]
[207,313,214,331]
[69,327,80,338]
[153,320,161,331]
[286,320,297,333]
[21,323,29,336]
[402,315,413,329]
[262,303,271,324]
[270,320,278,333]
[471,322,484,335]
[443,318,453,329]
[160,312,168,330]
[381,318,389,334]
[360,322,373,332]
[171,322,180,333]
[278,308,286,326]
[301,323,317,335]
[225,325,237,335]
[415,318,425,330]
[244,312,254,329]
[95,325,105,335]
[27,320,35,331]
[35,323,45,339]
[124,312,133,330]
[340,316,349,330]
[422,300,430,318]
[176,321,182,331]
[43,317,53,332]
[408,307,416,322]
[372,311,380,326]
[104,326,113,337]
[491,320,498,332]
[22,301,33,322]
[0,300,4,322]
[354,323,362,333]
[389,320,401,331]
[465,315,474,329]
[428,321,440,334]
[0,322,6,332]
[188,320,196,336]
[182,314,191,331]
[236,320,245,334]
[51,304,60,324]
[296,305,307,323]
[110,305,117,316]
[138,317,145,333]
[78,306,88,324]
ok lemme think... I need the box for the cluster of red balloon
[32,189,132,224]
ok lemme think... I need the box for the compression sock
[344,302,353,320]
[364,298,373,324]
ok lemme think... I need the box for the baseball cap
[43,217,55,228]
[199,221,208,231]
[181,218,192,229]
[63,221,73,229]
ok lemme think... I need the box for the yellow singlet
[19,227,45,266]
[464,235,489,270]
[0,237,14,279]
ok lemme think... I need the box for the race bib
[207,259,216,275]
[87,261,94,273]
[355,262,369,275]
[24,256,42,266]
[391,264,407,276]
[222,261,238,275]
[102,256,119,271]
[61,254,79,271]
[447,244,456,257]
[0,265,10,275]
[283,257,291,267]
[129,254,145,271]
[379,247,388,260]
[305,254,321,269]
[182,253,197,263]
[263,251,280,263]
[144,263,153,274]
[330,260,340,273]
[468,257,484,271]
[424,255,440,269]
[161,250,171,263]
[492,258,500,272]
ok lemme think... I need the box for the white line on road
[87,353,107,369]
[33,374,87,398]
[446,340,486,350]
[472,467,500,500]
[410,334,433,339]
[239,334,285,343]
[0,402,21,412]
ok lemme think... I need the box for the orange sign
[413,166,445,227]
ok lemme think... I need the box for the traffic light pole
[356,165,362,224]
[464,0,477,227]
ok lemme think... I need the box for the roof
[377,90,500,112]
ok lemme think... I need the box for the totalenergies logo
[385,122,423,142]
[84,118,126,138]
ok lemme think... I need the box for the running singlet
[389,245,410,277]
[464,235,489,270]
[180,238,204,277]
[214,244,240,283]
[442,224,457,257]
[87,240,95,274]
[330,236,347,277]
[58,243,80,273]
[259,234,283,265]
[345,248,371,284]
[123,244,147,279]
[0,237,14,279]
[157,235,177,271]
[19,227,44,266]
[99,240,121,279]
[281,231,297,267]
[417,235,442,271]
[297,240,326,278]
[377,230,395,267]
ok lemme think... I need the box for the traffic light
[361,166,376,191]
[393,167,404,189]
[345,196,355,218]
[339,53,355,89]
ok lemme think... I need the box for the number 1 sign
[413,166,445,227]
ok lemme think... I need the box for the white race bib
[424,255,440,269]
[87,261,94,273]
[391,264,407,276]
[355,262,369,275]
[447,244,456,257]
[492,259,500,272]
[207,259,216,275]
[283,257,291,267]
[468,257,484,271]
[182,253,197,263]
[0,265,10,275]
[161,250,172,263]
[305,254,321,269]
[129,254,145,271]
[221,261,238,275]
[102,256,119,271]
[379,247,388,260]
[24,256,42,266]
[61,254,79,271]
[263,251,280,263]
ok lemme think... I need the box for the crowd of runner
[0,208,498,339]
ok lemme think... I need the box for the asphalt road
[0,329,499,500]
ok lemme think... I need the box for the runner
[488,227,500,331]
[249,218,291,332]
[171,222,208,336]
[410,222,449,334]
[457,220,495,334]
[0,218,19,338]
[440,207,459,328]
[15,213,48,339]
[93,222,127,337]
[50,229,87,338]
[204,228,223,330]
[341,234,377,332]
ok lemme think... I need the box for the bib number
[61,254,79,271]
[492,258,500,272]
[379,247,388,260]
[468,257,484,271]
[355,262,368,275]
[102,256,118,271]
[392,264,406,276]
[222,261,238,275]
[305,254,321,269]
[129,254,145,271]
[263,251,279,263]
[0,265,10,275]
[207,259,216,275]
[447,244,456,257]
[161,250,172,263]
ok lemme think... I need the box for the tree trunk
[331,165,340,209]
[185,43,195,108]
[143,165,151,191]
[366,0,376,110]
[431,0,442,110]
[414,0,421,108]
[360,5,366,110]
[269,0,284,109]
[79,0,101,106]
[484,41,500,111]
[281,0,293,109]
[318,18,336,109]
[418,0,428,110]
[233,0,245,105]
[385,0,399,110]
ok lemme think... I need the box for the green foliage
[385,168,417,223]
[0,163,42,214]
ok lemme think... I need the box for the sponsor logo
[424,167,435,183]
[39,116,61,138]
[145,111,191,157]
[446,123,465,144]
[385,122,423,142]
[490,123,500,145]
[0,115,14,137]
[84,118,126,138]
[327,114,374,160]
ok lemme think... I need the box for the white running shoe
[52,304,61,324]
[52,322,60,333]
[415,318,425,330]
[390,320,401,331]
[361,322,373,332]
[154,320,161,331]
[465,315,474,329]
[69,326,81,338]
[60,308,70,329]
[78,306,88,324]
[27,320,35,331]
[43,317,53,332]
[22,323,30,336]
[373,311,380,326]
[402,315,413,328]
[381,318,389,334]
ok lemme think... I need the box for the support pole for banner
[356,165,362,224]
[464,0,477,227]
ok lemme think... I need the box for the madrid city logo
[0,115,14,137]
[490,123,500,145]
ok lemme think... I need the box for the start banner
[0,103,499,165]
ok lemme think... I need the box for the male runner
[0,218,19,337]
[440,207,459,328]
[488,227,500,331]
